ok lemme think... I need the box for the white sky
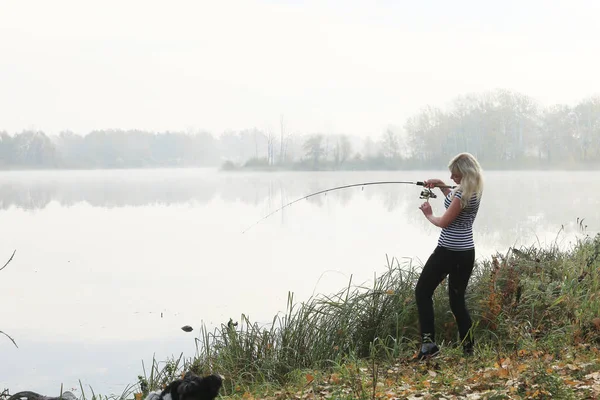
[1,0,599,138]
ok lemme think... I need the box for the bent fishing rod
[241,180,456,234]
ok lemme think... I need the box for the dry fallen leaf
[585,371,600,380]
[328,373,341,384]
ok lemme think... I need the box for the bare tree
[339,135,352,165]
[279,114,285,164]
[332,134,353,167]
[381,128,400,160]
[262,129,276,166]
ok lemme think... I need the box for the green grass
[126,231,600,399]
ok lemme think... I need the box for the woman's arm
[438,186,451,197]
[419,196,462,228]
[423,179,452,197]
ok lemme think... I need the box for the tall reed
[139,232,600,395]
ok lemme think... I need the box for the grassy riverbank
[6,234,597,399]
[127,232,600,399]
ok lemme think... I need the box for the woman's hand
[419,201,432,217]
[424,178,452,196]
[423,179,443,189]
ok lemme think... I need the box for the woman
[415,152,484,360]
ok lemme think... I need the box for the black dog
[145,372,223,400]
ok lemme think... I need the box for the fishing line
[241,180,456,234]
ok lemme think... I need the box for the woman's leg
[447,249,475,349]
[415,246,451,345]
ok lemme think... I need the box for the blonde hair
[448,152,484,209]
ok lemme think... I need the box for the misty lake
[1,168,599,395]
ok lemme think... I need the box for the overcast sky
[1,0,599,138]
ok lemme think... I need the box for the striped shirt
[437,189,481,251]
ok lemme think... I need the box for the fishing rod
[241,180,456,234]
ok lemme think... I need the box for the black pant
[415,246,475,345]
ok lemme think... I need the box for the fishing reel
[419,188,437,200]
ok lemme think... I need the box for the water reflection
[1,169,597,241]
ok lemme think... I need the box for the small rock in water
[181,325,193,332]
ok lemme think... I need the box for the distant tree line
[0,129,221,169]
[404,89,600,169]
[1,89,599,171]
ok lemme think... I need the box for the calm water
[1,168,598,395]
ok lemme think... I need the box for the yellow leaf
[518,349,528,357]
[517,363,529,372]
[134,394,143,400]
